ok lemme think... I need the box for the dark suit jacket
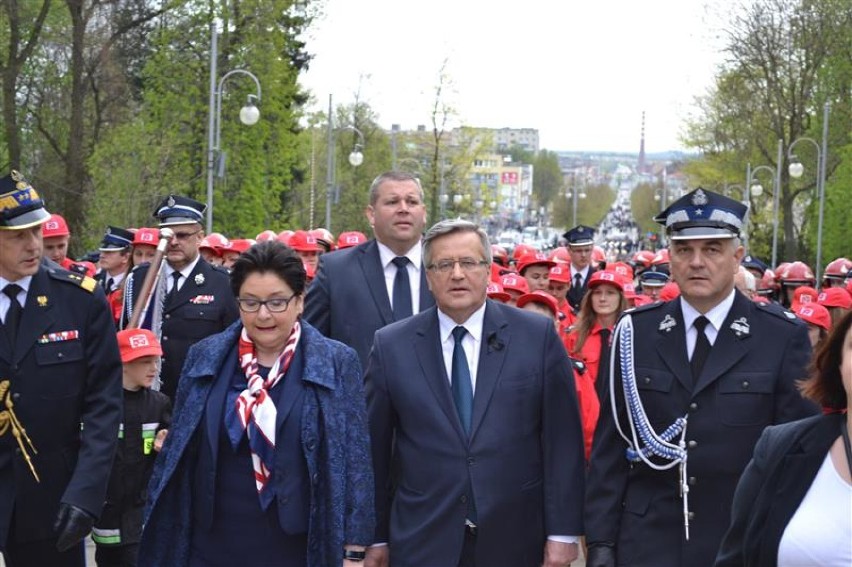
[715,413,846,567]
[0,266,122,546]
[567,266,596,310]
[584,291,818,567]
[303,239,434,368]
[122,258,238,400]
[365,301,586,567]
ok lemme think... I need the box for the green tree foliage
[532,149,562,210]
[552,183,615,230]
[85,0,313,249]
[683,0,852,265]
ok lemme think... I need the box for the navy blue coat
[138,320,374,567]
[365,301,586,567]
[0,266,122,546]
[304,239,434,368]
[584,292,819,567]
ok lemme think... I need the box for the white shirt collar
[437,302,486,344]
[165,254,201,280]
[680,288,737,332]
[376,240,422,271]
[0,275,33,294]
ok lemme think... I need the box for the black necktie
[451,326,474,436]
[105,277,114,293]
[167,272,182,303]
[691,316,712,382]
[391,257,412,321]
[3,283,23,344]
[596,328,612,400]
[574,272,583,290]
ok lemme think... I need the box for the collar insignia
[730,317,750,337]
[37,295,48,307]
[194,273,205,286]
[659,314,677,333]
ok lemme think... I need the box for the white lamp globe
[788,162,804,178]
[239,103,260,126]
[348,150,364,167]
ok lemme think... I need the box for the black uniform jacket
[0,266,123,545]
[584,291,819,567]
[122,258,238,401]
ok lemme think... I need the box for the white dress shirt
[436,304,485,391]
[164,255,201,294]
[680,289,736,359]
[0,276,31,323]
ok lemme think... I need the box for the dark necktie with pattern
[391,257,412,321]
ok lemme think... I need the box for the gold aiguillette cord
[0,380,39,482]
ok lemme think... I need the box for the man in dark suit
[121,195,238,400]
[0,171,122,567]
[584,188,818,567]
[564,224,597,310]
[364,219,585,567]
[94,226,134,295]
[304,171,434,367]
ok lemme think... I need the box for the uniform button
[165,314,171,320]
[687,440,698,449]
[460,495,468,504]
[162,336,168,342]
[688,476,697,485]
[278,495,289,505]
[689,402,698,411]
[57,353,64,359]
[467,457,475,466]
[688,512,695,520]
[199,311,205,316]
[643,376,651,384]
[741,380,750,389]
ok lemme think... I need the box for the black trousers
[457,527,477,567]
[96,543,140,567]
[2,538,85,567]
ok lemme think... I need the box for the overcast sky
[298,0,735,154]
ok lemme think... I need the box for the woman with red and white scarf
[139,241,374,567]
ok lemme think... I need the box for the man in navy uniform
[0,170,123,567]
[304,171,435,368]
[121,195,238,401]
[584,188,818,567]
[563,225,597,310]
[95,226,134,295]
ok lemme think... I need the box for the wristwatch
[343,549,366,562]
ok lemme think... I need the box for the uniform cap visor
[0,207,51,230]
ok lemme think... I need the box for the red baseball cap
[133,227,159,247]
[548,265,571,284]
[516,290,558,316]
[548,247,570,264]
[609,261,634,282]
[116,329,163,363]
[588,270,624,291]
[220,238,253,255]
[200,233,229,256]
[337,231,368,249]
[288,230,320,252]
[486,281,511,303]
[794,303,831,331]
[42,214,70,238]
[792,285,819,308]
[276,230,294,245]
[500,273,529,295]
[818,287,852,309]
[516,252,556,275]
[255,229,278,243]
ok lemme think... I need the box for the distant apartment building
[449,127,540,154]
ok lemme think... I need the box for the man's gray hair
[422,219,492,268]
[368,171,425,206]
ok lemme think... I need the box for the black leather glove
[586,543,616,567]
[54,503,94,552]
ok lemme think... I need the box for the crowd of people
[0,168,850,567]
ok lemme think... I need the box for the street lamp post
[324,93,366,231]
[787,102,830,282]
[746,162,778,258]
[205,23,262,233]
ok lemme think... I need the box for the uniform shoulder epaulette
[210,264,230,276]
[47,268,97,293]
[622,299,666,317]
[754,300,801,323]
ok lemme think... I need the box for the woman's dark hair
[230,241,306,298]
[799,309,852,409]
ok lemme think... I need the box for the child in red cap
[92,329,171,567]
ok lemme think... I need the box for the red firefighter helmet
[778,261,816,287]
[823,257,852,283]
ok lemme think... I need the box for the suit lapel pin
[658,314,677,333]
[37,295,48,307]
[729,317,750,338]
[194,273,205,286]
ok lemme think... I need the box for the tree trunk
[63,0,87,232]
